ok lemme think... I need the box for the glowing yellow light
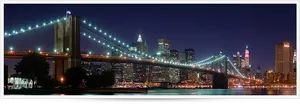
[60,77,64,82]
[284,42,290,47]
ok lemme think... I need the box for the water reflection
[116,89,296,95]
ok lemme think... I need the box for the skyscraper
[130,34,149,82]
[179,52,186,63]
[136,34,148,57]
[233,52,242,70]
[244,45,250,68]
[241,59,245,68]
[157,38,170,60]
[255,66,263,80]
[275,41,294,80]
[123,63,134,81]
[184,48,195,64]
[170,49,179,62]
[293,50,296,72]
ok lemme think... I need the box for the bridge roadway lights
[212,73,228,89]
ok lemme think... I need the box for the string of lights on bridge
[4,16,66,38]
[227,57,246,78]
[194,56,214,65]
[197,55,225,66]
[81,18,167,62]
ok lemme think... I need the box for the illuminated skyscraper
[136,34,148,57]
[179,52,186,63]
[157,38,170,60]
[275,41,294,80]
[255,66,263,80]
[137,33,142,42]
[131,33,149,82]
[170,49,179,62]
[123,63,134,81]
[244,45,250,68]
[184,48,195,64]
[233,52,242,70]
[293,50,296,72]
[241,59,245,68]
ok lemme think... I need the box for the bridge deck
[4,51,250,80]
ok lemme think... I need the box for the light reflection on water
[115,89,296,95]
[49,88,296,95]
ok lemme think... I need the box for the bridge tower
[53,15,81,80]
[212,57,228,89]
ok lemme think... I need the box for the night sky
[4,4,296,75]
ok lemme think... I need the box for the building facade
[244,45,250,68]
[255,66,263,80]
[170,49,179,62]
[275,41,294,80]
[179,52,186,63]
[293,50,296,72]
[233,52,242,70]
[157,38,170,60]
[184,48,195,64]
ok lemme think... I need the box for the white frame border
[0,0,300,100]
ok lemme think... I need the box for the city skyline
[4,4,296,74]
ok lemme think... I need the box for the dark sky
[4,4,296,75]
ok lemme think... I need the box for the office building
[241,59,245,68]
[133,64,147,82]
[170,49,179,62]
[150,66,168,82]
[263,69,274,84]
[179,52,186,63]
[157,38,170,60]
[136,34,148,56]
[275,41,294,80]
[168,68,180,83]
[123,63,134,81]
[233,52,242,70]
[255,66,263,80]
[184,48,195,64]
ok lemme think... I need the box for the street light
[9,47,13,51]
[60,77,64,83]
[60,77,64,88]
[37,47,41,51]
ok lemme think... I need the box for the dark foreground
[4,88,148,95]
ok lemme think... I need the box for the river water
[115,88,296,95]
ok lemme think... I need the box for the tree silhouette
[86,70,115,88]
[64,67,86,88]
[85,74,102,88]
[14,52,50,88]
[99,70,115,88]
